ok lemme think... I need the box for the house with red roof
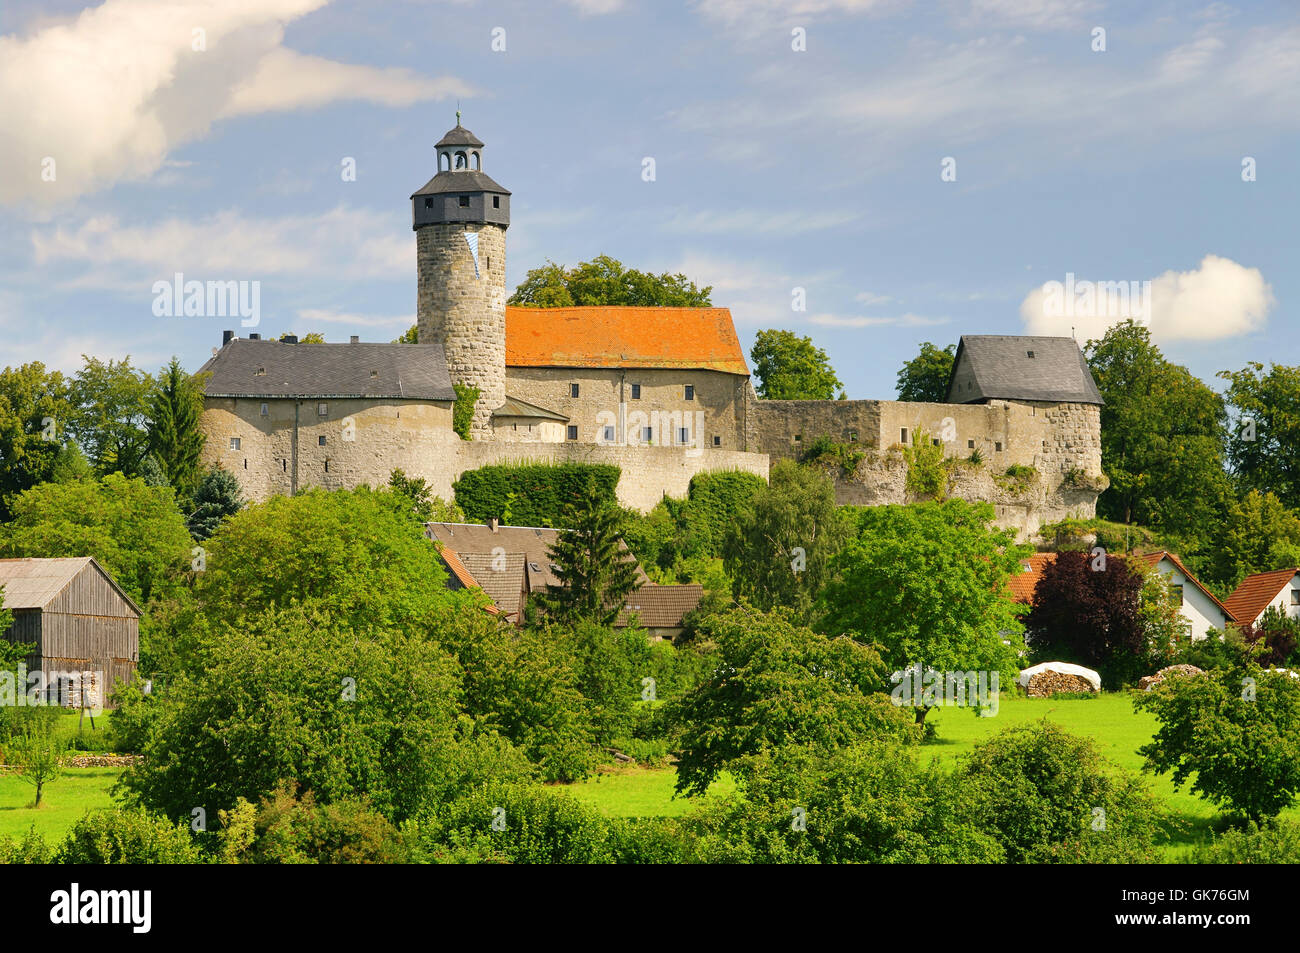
[1223,568,1300,628]
[1008,550,1234,641]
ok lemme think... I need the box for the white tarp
[1017,661,1102,692]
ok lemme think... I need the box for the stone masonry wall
[416,222,507,437]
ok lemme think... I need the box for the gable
[946,335,1104,405]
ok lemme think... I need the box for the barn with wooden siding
[0,558,140,708]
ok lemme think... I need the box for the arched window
[472,151,481,170]
[439,152,449,172]
[454,151,468,169]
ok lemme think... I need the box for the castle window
[425,198,434,209]
[713,435,721,446]
[472,151,481,170]
[243,459,247,469]
[324,459,330,473]
[1027,350,1035,358]
[901,428,909,444]
[848,431,858,441]
[968,439,975,449]
[631,383,641,399]
[603,425,615,442]
[794,433,802,443]
[318,436,327,446]
[260,403,268,416]
[492,196,500,209]
[282,460,287,472]
[458,195,470,208]
[454,151,467,169]
[995,442,1003,452]
[570,383,580,398]
[932,438,941,447]
[317,403,328,416]
[229,437,241,451]
[566,425,578,441]
[684,384,695,401]
[641,426,653,443]
[677,426,691,445]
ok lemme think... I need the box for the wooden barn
[0,557,140,708]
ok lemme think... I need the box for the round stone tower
[411,116,511,437]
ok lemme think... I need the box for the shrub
[453,462,620,527]
[0,827,54,864]
[452,383,479,440]
[54,809,206,864]
[1184,820,1300,864]
[799,435,865,476]
[902,430,946,500]
[219,784,405,864]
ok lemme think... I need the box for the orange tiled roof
[437,546,502,615]
[1135,551,1236,623]
[1007,553,1057,604]
[1224,568,1299,626]
[505,306,749,375]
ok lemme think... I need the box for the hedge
[452,462,621,527]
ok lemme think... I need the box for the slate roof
[0,557,141,616]
[946,335,1104,405]
[505,306,749,375]
[410,170,510,197]
[1224,568,1300,626]
[493,395,569,421]
[435,124,485,148]
[200,339,456,401]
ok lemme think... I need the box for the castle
[198,120,1105,539]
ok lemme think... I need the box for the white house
[1137,551,1236,642]
[1224,568,1300,628]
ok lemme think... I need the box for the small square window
[318,436,327,446]
[794,434,802,443]
[458,195,470,208]
[602,425,615,442]
[631,383,641,400]
[570,383,580,398]
[684,384,695,401]
[995,441,1003,452]
[1027,350,1035,358]
[424,198,433,209]
[901,428,909,444]
[317,403,328,417]
[492,196,500,209]
[642,426,653,442]
[260,402,269,417]
[677,426,691,444]
[229,437,241,451]
[848,431,858,442]
[566,425,578,441]
[932,438,940,447]
[968,439,975,449]
[712,435,721,446]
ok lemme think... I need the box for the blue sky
[1,0,1296,399]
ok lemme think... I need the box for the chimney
[283,334,298,344]
[350,335,360,344]
[488,517,499,533]
[222,330,234,346]
[249,333,261,340]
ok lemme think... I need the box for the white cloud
[0,0,469,205]
[31,207,412,284]
[565,0,625,13]
[959,0,1100,30]
[854,291,894,306]
[1019,254,1274,342]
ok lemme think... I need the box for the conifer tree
[537,483,642,626]
[148,358,206,498]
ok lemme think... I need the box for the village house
[425,520,702,640]
[0,557,140,708]
[1223,568,1300,628]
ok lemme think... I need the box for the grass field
[0,768,121,842]
[567,692,1300,856]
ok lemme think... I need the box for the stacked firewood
[1026,671,1098,697]
[1138,664,1205,691]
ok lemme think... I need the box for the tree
[1202,489,1300,592]
[0,362,73,519]
[895,342,955,403]
[664,605,917,796]
[1085,321,1231,546]
[1135,665,1300,821]
[723,460,849,619]
[392,325,420,344]
[962,720,1164,863]
[147,358,206,499]
[535,486,642,627]
[820,500,1027,721]
[8,708,64,808]
[387,468,462,524]
[1023,551,1150,688]
[115,604,465,824]
[749,329,844,400]
[66,356,154,478]
[278,332,325,343]
[509,255,712,308]
[0,473,191,605]
[1220,361,1300,510]
[187,466,245,541]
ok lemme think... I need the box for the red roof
[437,547,501,615]
[1135,551,1236,623]
[1224,568,1299,626]
[505,306,749,375]
[1007,553,1057,604]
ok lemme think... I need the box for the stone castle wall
[416,222,507,437]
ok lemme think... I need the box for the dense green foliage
[186,466,245,541]
[536,489,643,627]
[749,329,844,400]
[147,358,207,498]
[508,255,711,308]
[895,342,955,403]
[452,383,479,440]
[453,462,621,526]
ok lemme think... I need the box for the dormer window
[1027,350,1035,358]
[458,195,470,208]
